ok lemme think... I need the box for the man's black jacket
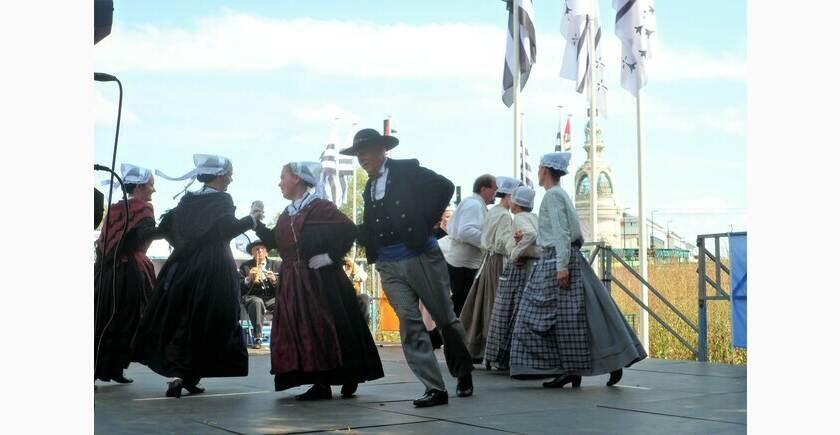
[358,158,454,264]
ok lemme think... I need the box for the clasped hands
[250,200,265,222]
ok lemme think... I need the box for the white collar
[287,191,316,215]
[195,185,220,195]
[373,159,389,178]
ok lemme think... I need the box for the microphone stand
[93,71,125,380]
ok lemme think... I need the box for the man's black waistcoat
[358,158,454,264]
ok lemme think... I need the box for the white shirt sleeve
[546,191,572,273]
[455,200,484,249]
[510,215,537,262]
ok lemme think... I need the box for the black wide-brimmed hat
[246,239,269,253]
[339,128,399,156]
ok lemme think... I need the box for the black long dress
[132,190,254,382]
[94,197,163,380]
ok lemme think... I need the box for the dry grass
[370,261,746,365]
[611,262,747,365]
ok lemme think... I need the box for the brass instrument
[251,263,264,284]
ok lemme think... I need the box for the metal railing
[356,235,742,360]
[696,232,743,361]
[585,242,701,360]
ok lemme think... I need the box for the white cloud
[292,103,359,124]
[95,11,745,85]
[95,14,501,79]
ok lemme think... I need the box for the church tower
[574,120,622,245]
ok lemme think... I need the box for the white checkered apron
[484,260,529,368]
[510,246,592,374]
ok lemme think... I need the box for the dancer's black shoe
[340,382,358,398]
[412,389,448,407]
[542,375,582,388]
[166,379,183,398]
[456,374,474,397]
[112,373,133,384]
[607,369,623,386]
[184,382,205,395]
[296,384,332,401]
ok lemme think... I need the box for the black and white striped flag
[520,142,534,188]
[337,155,355,203]
[519,115,535,188]
[613,0,657,96]
[560,0,608,117]
[319,143,348,206]
[502,0,537,108]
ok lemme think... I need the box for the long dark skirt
[94,253,154,380]
[510,247,592,379]
[483,258,534,370]
[576,251,647,375]
[132,243,248,381]
[272,262,384,391]
[460,253,505,360]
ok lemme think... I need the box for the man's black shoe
[456,374,473,397]
[412,389,448,407]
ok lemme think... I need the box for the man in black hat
[238,239,280,349]
[341,128,474,408]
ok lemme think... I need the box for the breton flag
[337,155,355,203]
[502,0,537,107]
[519,141,534,188]
[613,0,658,96]
[560,0,608,117]
[319,143,346,206]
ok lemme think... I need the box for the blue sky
[93,0,746,243]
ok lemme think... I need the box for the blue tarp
[729,233,747,348]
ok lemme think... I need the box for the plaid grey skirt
[484,258,533,369]
[510,247,592,378]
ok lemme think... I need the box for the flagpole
[556,105,564,190]
[520,111,525,183]
[350,121,359,262]
[512,0,521,179]
[636,93,650,353]
[587,9,599,245]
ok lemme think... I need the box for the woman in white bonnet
[95,164,165,385]
[254,162,383,400]
[133,155,259,398]
[484,185,541,370]
[509,152,646,388]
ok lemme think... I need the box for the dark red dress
[256,198,383,391]
[94,197,161,380]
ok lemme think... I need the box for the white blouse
[481,204,513,256]
[537,185,583,273]
[507,211,542,262]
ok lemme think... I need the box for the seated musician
[239,239,280,349]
